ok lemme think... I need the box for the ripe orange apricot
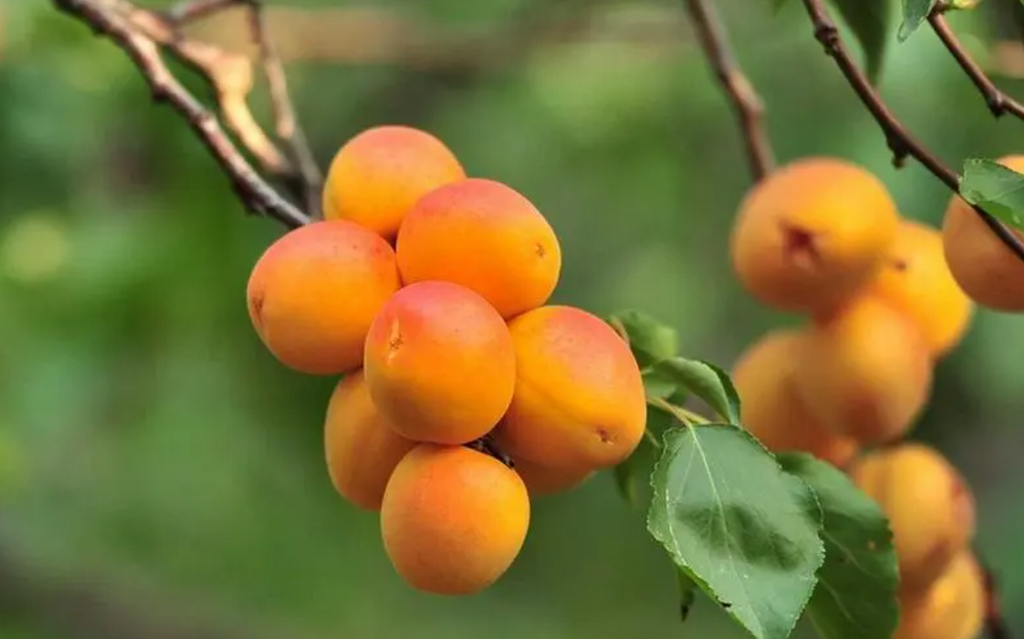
[514,457,593,497]
[731,330,859,468]
[396,178,562,319]
[380,444,530,595]
[363,281,516,445]
[323,371,417,511]
[246,220,401,375]
[321,125,466,240]
[863,220,973,357]
[850,443,976,596]
[730,157,900,314]
[792,296,933,445]
[894,552,984,639]
[942,154,1024,312]
[493,306,646,471]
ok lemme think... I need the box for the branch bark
[928,9,1024,121]
[682,0,774,182]
[799,0,1024,263]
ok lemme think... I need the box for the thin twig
[53,0,309,228]
[799,0,1024,263]
[682,0,774,181]
[928,9,1024,121]
[131,0,322,209]
[246,1,323,217]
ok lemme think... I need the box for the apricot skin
[730,157,900,314]
[321,125,466,241]
[396,178,562,319]
[323,371,416,511]
[864,220,973,358]
[792,296,933,445]
[380,444,530,595]
[363,281,516,445]
[942,154,1024,312]
[246,220,401,375]
[895,552,984,639]
[731,330,859,468]
[493,306,646,471]
[850,444,976,596]
[513,458,593,497]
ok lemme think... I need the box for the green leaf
[898,0,937,41]
[613,406,675,508]
[607,310,679,367]
[829,0,894,81]
[778,454,899,639]
[648,358,741,424]
[647,424,825,639]
[959,158,1024,232]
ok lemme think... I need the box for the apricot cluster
[730,157,983,639]
[246,125,646,596]
[730,156,971,457]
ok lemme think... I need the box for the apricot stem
[648,396,710,428]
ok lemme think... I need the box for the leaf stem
[648,396,710,427]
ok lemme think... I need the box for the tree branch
[682,0,774,182]
[928,9,1024,121]
[51,0,310,228]
[799,0,1024,264]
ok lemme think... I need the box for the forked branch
[682,0,774,182]
[53,0,316,227]
[799,0,1024,263]
[928,8,1024,122]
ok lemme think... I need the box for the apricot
[942,154,1024,312]
[792,296,933,445]
[493,306,646,470]
[863,220,973,357]
[396,178,561,319]
[363,281,516,445]
[246,220,401,375]
[323,371,417,511]
[380,444,530,595]
[895,552,984,639]
[730,157,900,314]
[321,125,466,241]
[850,443,976,596]
[731,330,860,468]
[513,457,593,497]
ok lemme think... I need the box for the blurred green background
[1,0,1023,637]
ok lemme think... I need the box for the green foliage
[608,309,680,367]
[648,424,825,639]
[959,158,1024,232]
[780,454,900,639]
[647,358,741,424]
[829,0,894,81]
[897,0,937,41]
[612,311,900,639]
